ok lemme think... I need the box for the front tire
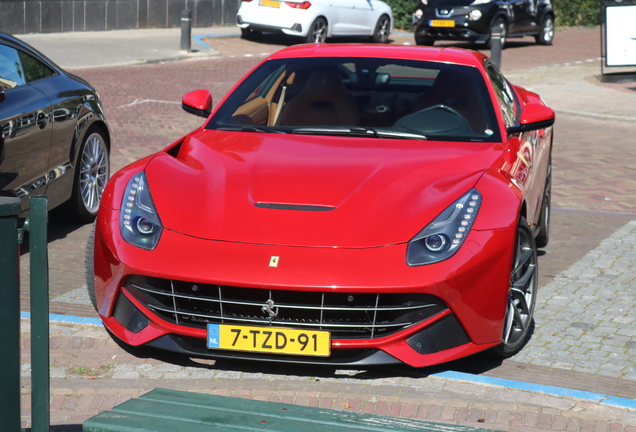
[535,159,551,248]
[306,17,327,43]
[372,15,390,43]
[491,217,538,358]
[488,17,507,50]
[85,223,98,312]
[535,15,554,45]
[69,127,110,223]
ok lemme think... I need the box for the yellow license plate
[429,20,455,27]
[260,0,281,7]
[207,323,331,357]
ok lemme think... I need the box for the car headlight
[470,0,492,4]
[120,172,163,250]
[406,189,482,266]
[468,9,482,20]
[414,9,424,19]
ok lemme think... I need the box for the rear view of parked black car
[412,0,554,48]
[0,32,110,222]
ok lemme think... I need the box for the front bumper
[93,205,515,368]
[412,7,494,43]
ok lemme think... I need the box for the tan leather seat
[279,70,360,127]
[412,70,487,134]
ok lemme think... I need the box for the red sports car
[87,44,554,368]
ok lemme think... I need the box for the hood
[426,0,476,7]
[145,131,502,248]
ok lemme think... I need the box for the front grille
[124,276,447,339]
[436,7,470,17]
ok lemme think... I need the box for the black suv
[412,0,555,48]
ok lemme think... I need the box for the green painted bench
[83,388,494,432]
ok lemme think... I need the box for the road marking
[433,371,636,410]
[118,99,181,108]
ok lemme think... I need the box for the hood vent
[254,203,336,212]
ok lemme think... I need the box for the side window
[0,44,26,89]
[485,62,518,127]
[18,51,54,83]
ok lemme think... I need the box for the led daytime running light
[120,172,163,250]
[406,189,482,266]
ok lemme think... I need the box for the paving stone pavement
[514,221,636,380]
[18,321,636,431]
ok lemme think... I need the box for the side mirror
[182,89,212,118]
[507,103,555,135]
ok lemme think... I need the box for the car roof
[267,43,489,69]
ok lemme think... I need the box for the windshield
[207,57,501,142]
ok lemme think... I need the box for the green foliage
[386,0,417,30]
[552,0,601,27]
[385,0,603,31]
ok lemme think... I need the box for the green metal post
[0,196,22,432]
[29,196,49,432]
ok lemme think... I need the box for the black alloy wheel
[491,217,538,357]
[306,17,327,43]
[489,17,507,50]
[535,15,554,45]
[372,15,391,43]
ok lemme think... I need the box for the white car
[237,0,393,43]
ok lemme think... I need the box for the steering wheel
[426,104,471,128]
[394,103,473,136]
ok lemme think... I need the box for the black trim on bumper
[146,334,403,366]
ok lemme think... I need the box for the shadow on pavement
[238,32,392,47]
[106,324,536,382]
[19,219,87,256]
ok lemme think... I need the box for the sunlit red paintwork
[91,44,554,368]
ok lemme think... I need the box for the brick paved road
[19,322,636,431]
[16,28,636,423]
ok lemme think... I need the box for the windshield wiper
[291,127,426,140]
[374,130,427,140]
[216,126,286,134]
[292,127,379,137]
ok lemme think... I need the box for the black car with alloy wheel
[0,32,110,223]
[412,0,555,48]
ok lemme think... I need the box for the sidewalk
[16,26,240,69]
[19,319,636,431]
